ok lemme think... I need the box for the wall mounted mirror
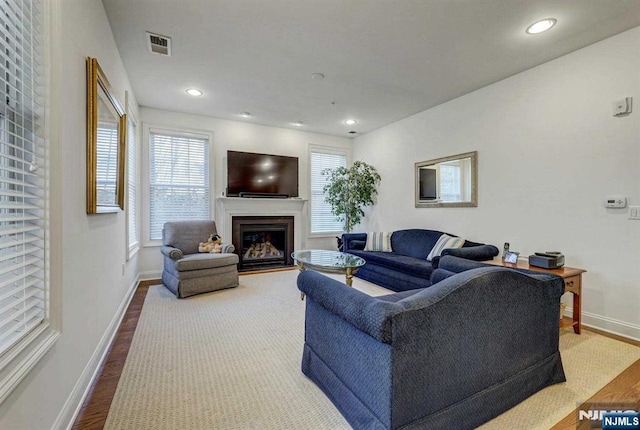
[415,151,477,208]
[86,57,126,214]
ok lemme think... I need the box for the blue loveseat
[297,255,566,430]
[343,229,499,291]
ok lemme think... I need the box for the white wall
[353,27,640,339]
[137,108,352,277]
[0,1,140,429]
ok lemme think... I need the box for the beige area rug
[104,270,640,430]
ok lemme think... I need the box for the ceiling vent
[146,32,171,56]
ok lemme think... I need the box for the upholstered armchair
[161,220,239,298]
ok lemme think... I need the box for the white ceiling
[101,0,640,137]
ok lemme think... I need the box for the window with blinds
[149,131,209,241]
[0,0,48,359]
[96,124,118,206]
[310,150,346,234]
[127,115,138,251]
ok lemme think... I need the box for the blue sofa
[297,255,566,430]
[343,229,499,291]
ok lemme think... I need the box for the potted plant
[322,160,381,233]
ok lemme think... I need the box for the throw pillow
[426,234,465,261]
[364,231,393,252]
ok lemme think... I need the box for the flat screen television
[226,150,299,198]
[419,168,437,200]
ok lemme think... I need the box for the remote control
[535,252,561,258]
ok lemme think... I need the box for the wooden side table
[484,258,586,334]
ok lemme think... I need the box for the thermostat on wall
[605,195,627,208]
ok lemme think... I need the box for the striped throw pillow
[364,232,393,252]
[426,234,465,261]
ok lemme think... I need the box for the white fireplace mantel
[216,197,308,251]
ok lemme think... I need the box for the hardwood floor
[72,282,640,429]
[71,280,153,430]
[549,322,640,430]
[550,358,640,429]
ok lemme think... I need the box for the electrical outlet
[121,263,125,276]
[613,97,633,117]
[629,206,640,220]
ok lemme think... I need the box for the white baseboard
[564,307,640,342]
[138,270,162,281]
[52,275,140,430]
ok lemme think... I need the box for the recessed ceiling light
[293,121,304,126]
[344,119,357,126]
[186,88,203,96]
[311,73,325,80]
[239,111,252,118]
[526,18,557,34]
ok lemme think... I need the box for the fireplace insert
[232,216,294,271]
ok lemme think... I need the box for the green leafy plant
[322,161,381,233]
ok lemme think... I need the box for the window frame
[125,93,139,259]
[0,0,60,404]
[142,124,214,247]
[308,145,350,238]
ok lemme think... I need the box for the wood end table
[484,258,586,334]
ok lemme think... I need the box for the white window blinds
[310,150,346,234]
[149,131,209,240]
[96,124,118,206]
[0,0,47,357]
[127,116,137,250]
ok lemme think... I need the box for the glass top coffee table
[291,250,366,299]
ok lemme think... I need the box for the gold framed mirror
[415,151,478,208]
[86,57,126,214]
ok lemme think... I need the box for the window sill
[0,323,60,404]
[308,232,345,239]
[143,239,163,248]
[127,243,140,260]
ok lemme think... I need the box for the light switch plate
[629,206,640,220]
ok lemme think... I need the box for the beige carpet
[104,270,640,430]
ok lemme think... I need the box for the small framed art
[503,251,519,264]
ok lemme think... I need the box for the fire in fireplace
[232,216,294,271]
[243,231,284,261]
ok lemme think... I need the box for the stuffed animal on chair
[199,234,223,253]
